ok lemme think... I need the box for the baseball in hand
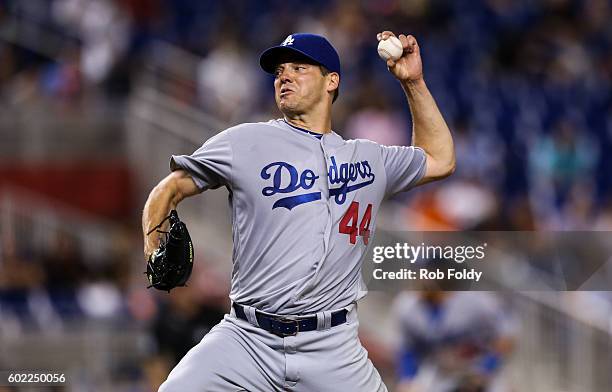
[377,36,403,61]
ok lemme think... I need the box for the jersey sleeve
[170,129,233,191]
[379,145,427,196]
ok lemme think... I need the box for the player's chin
[277,99,299,114]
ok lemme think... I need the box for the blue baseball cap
[259,33,341,75]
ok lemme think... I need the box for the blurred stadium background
[0,0,611,391]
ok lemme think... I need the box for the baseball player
[392,291,516,392]
[142,31,455,392]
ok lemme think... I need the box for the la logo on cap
[281,35,294,46]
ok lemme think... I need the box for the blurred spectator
[41,229,86,319]
[77,261,125,320]
[344,79,409,146]
[391,291,517,392]
[401,180,498,231]
[52,0,130,83]
[197,34,258,122]
[434,180,499,230]
[40,43,82,101]
[76,225,134,321]
[452,119,506,191]
[528,118,599,229]
[0,234,44,330]
[146,284,225,390]
[152,288,225,364]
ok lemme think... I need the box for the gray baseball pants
[158,304,388,392]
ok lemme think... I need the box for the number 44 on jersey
[339,202,373,245]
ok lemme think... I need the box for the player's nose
[279,74,293,85]
[276,67,294,83]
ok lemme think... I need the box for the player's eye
[274,67,284,78]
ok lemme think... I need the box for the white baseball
[377,36,403,61]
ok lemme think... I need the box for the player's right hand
[376,31,423,83]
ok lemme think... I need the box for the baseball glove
[145,210,194,292]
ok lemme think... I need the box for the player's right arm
[377,31,455,185]
[142,170,202,260]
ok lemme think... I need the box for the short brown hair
[320,66,339,103]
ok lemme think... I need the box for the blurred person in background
[528,117,599,230]
[197,32,258,123]
[145,281,226,390]
[51,0,130,84]
[41,229,87,320]
[391,290,516,392]
[0,233,44,331]
[344,78,410,146]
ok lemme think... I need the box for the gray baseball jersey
[171,118,426,315]
[160,119,425,392]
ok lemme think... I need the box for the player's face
[274,62,328,115]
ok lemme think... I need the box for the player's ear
[326,72,339,94]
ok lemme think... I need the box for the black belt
[232,303,347,337]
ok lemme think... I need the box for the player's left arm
[378,31,455,185]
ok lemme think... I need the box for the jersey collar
[282,119,324,139]
[275,118,344,146]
